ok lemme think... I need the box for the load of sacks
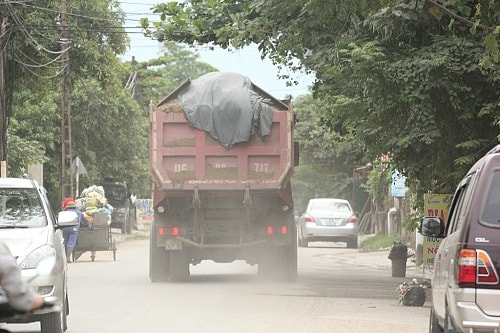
[75,185,114,226]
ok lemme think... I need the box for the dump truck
[149,72,298,282]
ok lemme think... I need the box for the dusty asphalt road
[3,228,430,333]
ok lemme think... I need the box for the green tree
[141,1,389,80]
[141,0,499,204]
[9,63,151,204]
[3,1,134,206]
[10,39,219,205]
[127,41,217,110]
[70,75,150,196]
[292,95,370,211]
[0,0,128,165]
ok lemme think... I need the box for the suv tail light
[458,249,499,285]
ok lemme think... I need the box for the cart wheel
[113,239,117,261]
[91,251,96,262]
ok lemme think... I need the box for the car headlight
[19,245,56,270]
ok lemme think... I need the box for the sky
[119,1,314,99]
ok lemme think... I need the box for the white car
[0,178,78,333]
[298,198,358,248]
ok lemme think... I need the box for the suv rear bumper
[454,301,500,332]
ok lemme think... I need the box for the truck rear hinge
[243,186,251,208]
[192,187,201,208]
[192,187,201,242]
[241,186,252,243]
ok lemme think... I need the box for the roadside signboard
[136,199,153,225]
[391,170,408,198]
[423,193,453,280]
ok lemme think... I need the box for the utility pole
[60,0,73,202]
[125,56,138,97]
[0,5,8,176]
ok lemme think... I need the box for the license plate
[164,238,182,250]
[324,218,341,226]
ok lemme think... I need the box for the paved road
[4,230,430,333]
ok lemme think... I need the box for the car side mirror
[419,216,445,238]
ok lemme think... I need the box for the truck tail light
[266,226,288,235]
[458,249,499,285]
[157,226,184,236]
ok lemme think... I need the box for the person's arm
[78,211,92,229]
[0,243,44,312]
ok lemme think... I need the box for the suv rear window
[0,188,47,228]
[480,170,500,226]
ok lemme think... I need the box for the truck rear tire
[275,245,297,281]
[149,227,170,282]
[286,223,298,281]
[258,221,298,281]
[170,249,190,282]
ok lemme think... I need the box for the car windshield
[310,201,350,212]
[481,170,500,225]
[0,188,47,228]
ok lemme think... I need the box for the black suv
[420,145,500,332]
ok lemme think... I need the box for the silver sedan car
[0,178,78,333]
[298,198,358,248]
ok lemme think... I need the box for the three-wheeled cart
[73,212,117,262]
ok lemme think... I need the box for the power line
[11,24,146,33]
[8,1,156,23]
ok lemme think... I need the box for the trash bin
[388,242,408,277]
[403,285,426,306]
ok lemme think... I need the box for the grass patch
[359,234,401,252]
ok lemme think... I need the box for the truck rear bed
[150,98,294,192]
